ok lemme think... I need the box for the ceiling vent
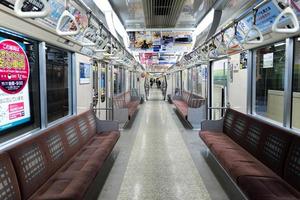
[142,0,185,28]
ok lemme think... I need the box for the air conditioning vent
[142,0,185,28]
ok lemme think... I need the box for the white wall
[75,53,93,114]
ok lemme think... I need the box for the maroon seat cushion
[173,100,188,118]
[0,152,21,200]
[238,176,300,200]
[30,171,92,200]
[30,131,120,200]
[200,131,235,148]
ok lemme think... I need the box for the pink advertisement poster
[0,39,31,131]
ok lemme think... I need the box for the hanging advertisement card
[0,38,30,131]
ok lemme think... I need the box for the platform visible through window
[254,41,286,124]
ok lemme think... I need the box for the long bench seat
[199,109,300,200]
[113,91,140,124]
[172,90,206,128]
[0,110,120,200]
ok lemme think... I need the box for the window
[212,59,228,120]
[254,41,285,124]
[113,66,123,95]
[0,30,40,143]
[293,39,300,129]
[195,65,208,98]
[187,68,193,92]
[46,46,71,123]
[192,67,198,94]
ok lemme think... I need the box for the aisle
[116,89,211,200]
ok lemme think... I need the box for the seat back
[284,136,300,191]
[258,124,292,176]
[0,152,21,200]
[223,109,236,135]
[223,109,293,177]
[113,93,126,108]
[187,94,205,108]
[182,91,191,103]
[8,136,50,200]
[7,110,97,199]
[125,91,131,105]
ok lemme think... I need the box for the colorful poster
[79,62,91,84]
[0,38,31,131]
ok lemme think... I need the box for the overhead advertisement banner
[0,38,31,131]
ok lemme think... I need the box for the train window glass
[46,46,71,123]
[254,41,286,124]
[187,68,193,92]
[292,39,300,129]
[212,59,228,120]
[114,66,124,95]
[192,67,198,94]
[196,65,207,98]
[182,70,187,91]
[0,30,40,143]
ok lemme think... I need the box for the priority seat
[0,110,120,200]
[199,109,300,200]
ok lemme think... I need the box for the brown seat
[238,176,300,200]
[113,91,139,121]
[199,108,300,200]
[0,152,21,200]
[5,110,119,200]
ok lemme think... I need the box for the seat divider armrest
[95,118,119,133]
[201,119,224,132]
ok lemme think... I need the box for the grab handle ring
[56,0,80,36]
[272,1,300,34]
[244,25,264,44]
[227,23,244,52]
[14,0,51,18]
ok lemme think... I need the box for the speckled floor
[116,89,211,200]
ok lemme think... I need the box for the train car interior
[0,0,300,199]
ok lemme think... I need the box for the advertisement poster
[0,38,31,131]
[79,62,91,84]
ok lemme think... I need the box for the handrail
[244,25,264,44]
[208,107,228,110]
[272,6,300,33]
[56,10,80,36]
[14,0,51,18]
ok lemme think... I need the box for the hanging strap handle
[227,23,244,52]
[216,32,227,56]
[272,0,300,34]
[244,9,264,44]
[80,12,97,46]
[56,0,80,36]
[14,0,51,18]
